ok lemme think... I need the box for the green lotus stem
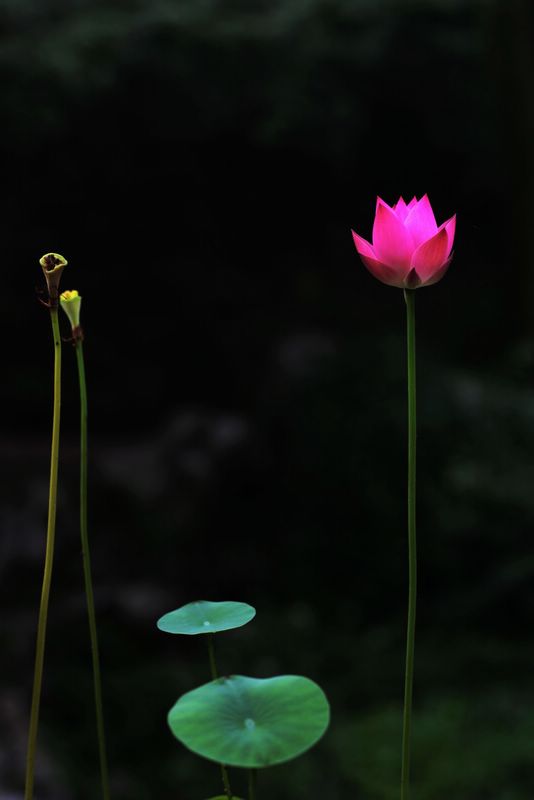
[207,633,218,682]
[25,308,62,800]
[75,340,111,800]
[248,768,257,800]
[401,289,417,800]
[220,765,233,800]
[206,634,233,799]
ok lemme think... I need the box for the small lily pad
[168,674,330,768]
[157,601,256,636]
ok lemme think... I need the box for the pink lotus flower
[352,195,456,289]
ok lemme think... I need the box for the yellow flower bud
[60,290,82,334]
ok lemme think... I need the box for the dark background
[2,0,534,798]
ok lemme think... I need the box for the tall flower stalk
[401,288,416,800]
[25,253,67,800]
[352,196,456,798]
[60,290,110,800]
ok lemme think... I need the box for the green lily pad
[168,674,330,768]
[205,796,244,799]
[157,600,256,636]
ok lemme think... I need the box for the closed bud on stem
[60,289,83,341]
[351,196,456,289]
[40,252,68,307]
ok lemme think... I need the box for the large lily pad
[168,674,330,768]
[157,600,256,635]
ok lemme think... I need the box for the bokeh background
[2,0,534,797]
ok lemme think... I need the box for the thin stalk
[25,309,62,800]
[401,289,417,800]
[75,341,111,800]
[206,634,233,799]
[207,633,218,682]
[248,769,257,800]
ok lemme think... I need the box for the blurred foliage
[334,689,534,799]
[4,333,534,797]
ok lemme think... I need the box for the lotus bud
[352,195,456,289]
